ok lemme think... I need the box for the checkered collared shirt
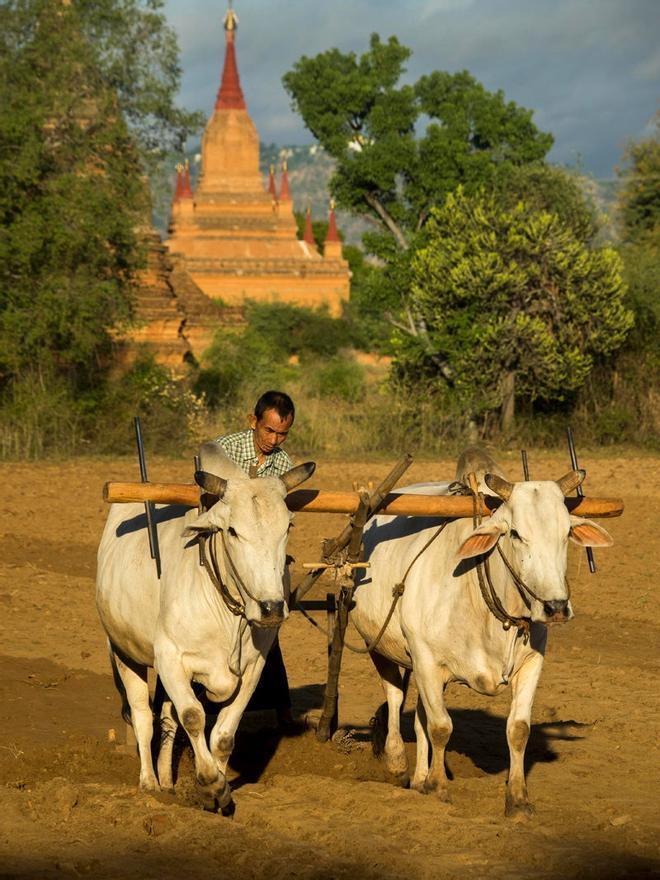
[215,428,293,478]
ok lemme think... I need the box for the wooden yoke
[103,481,624,520]
[300,454,413,743]
[290,453,413,609]
[316,490,370,743]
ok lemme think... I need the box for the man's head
[249,390,295,457]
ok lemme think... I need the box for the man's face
[250,408,293,456]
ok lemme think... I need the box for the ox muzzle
[540,599,573,624]
[254,600,286,628]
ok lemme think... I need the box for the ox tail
[370,668,412,758]
[108,642,132,726]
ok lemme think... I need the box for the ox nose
[259,600,285,620]
[543,599,569,619]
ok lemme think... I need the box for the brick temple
[165,4,350,317]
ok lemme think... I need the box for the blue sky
[163,0,659,179]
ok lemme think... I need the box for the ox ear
[456,521,507,560]
[557,469,586,496]
[484,473,513,501]
[194,470,227,499]
[182,509,220,538]
[569,516,613,548]
[280,461,316,492]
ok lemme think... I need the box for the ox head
[456,471,613,624]
[183,462,316,627]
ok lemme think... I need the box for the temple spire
[268,163,277,200]
[279,160,290,201]
[324,198,342,259]
[215,2,246,110]
[173,163,184,202]
[325,198,339,242]
[181,159,193,198]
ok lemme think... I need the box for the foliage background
[0,11,656,459]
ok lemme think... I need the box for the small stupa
[166,3,350,316]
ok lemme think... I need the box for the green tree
[0,0,201,400]
[283,35,553,258]
[402,188,633,430]
[618,112,660,244]
[283,35,553,360]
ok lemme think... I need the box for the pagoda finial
[325,198,340,242]
[215,2,246,110]
[224,1,238,34]
[303,206,315,246]
[268,163,277,200]
[279,159,290,201]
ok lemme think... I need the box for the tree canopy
[618,112,660,245]
[283,34,553,258]
[0,0,201,393]
[400,188,632,427]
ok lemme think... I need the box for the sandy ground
[0,450,658,879]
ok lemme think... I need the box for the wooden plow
[104,436,624,746]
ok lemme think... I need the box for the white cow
[352,448,613,815]
[96,447,315,813]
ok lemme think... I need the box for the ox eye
[510,529,521,541]
[227,526,238,538]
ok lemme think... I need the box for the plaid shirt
[215,428,293,478]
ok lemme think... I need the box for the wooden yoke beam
[103,480,624,521]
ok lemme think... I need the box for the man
[212,390,300,732]
[215,390,294,480]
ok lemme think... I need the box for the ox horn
[556,469,586,496]
[280,461,316,492]
[194,470,227,498]
[484,473,513,501]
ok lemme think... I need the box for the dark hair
[255,390,295,422]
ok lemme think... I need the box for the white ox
[96,445,314,813]
[352,447,613,815]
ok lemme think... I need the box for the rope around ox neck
[343,521,449,655]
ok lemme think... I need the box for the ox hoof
[220,798,236,818]
[139,778,160,793]
[422,779,451,803]
[505,795,535,820]
[386,770,410,788]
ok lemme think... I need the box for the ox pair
[96,445,315,814]
[352,448,614,816]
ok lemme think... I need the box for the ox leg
[110,647,159,791]
[411,697,430,791]
[157,664,232,813]
[209,656,268,781]
[505,651,544,818]
[156,698,177,793]
[413,659,452,802]
[370,652,410,786]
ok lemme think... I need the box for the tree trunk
[501,371,516,432]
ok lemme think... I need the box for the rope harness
[198,529,264,619]
[343,521,449,655]
[468,489,531,642]
[197,529,276,679]
[339,479,572,653]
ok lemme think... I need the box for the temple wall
[186,270,349,317]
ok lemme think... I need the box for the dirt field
[0,451,658,879]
